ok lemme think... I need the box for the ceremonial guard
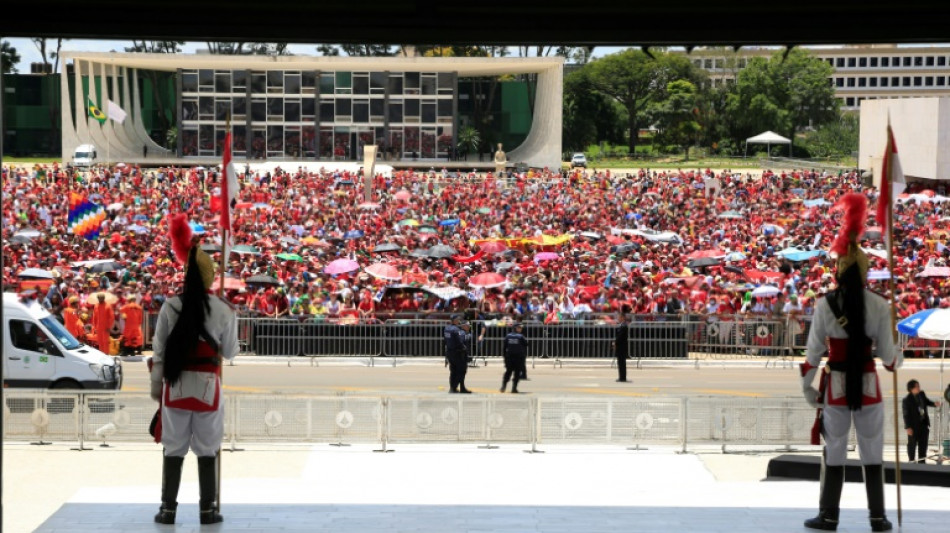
[501,323,528,393]
[800,194,901,532]
[150,214,238,525]
[444,315,471,393]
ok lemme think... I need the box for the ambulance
[2,292,121,389]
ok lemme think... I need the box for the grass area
[566,156,763,170]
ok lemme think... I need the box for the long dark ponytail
[163,247,212,385]
[838,264,870,411]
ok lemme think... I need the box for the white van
[2,293,121,389]
[73,144,97,167]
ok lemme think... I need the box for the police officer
[444,315,471,393]
[612,312,631,383]
[501,323,528,393]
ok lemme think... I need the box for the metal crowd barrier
[11,391,925,454]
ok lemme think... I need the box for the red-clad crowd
[4,162,950,335]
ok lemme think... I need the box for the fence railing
[9,390,941,454]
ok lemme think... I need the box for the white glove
[803,386,820,409]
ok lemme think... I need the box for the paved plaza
[6,442,949,533]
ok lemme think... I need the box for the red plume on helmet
[168,213,193,265]
[831,193,867,257]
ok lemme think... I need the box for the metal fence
[7,390,945,455]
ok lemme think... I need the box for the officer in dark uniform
[612,312,631,382]
[444,315,471,393]
[501,323,528,393]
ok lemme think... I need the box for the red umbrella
[469,272,507,289]
[110,232,125,244]
[606,235,626,245]
[234,202,253,210]
[365,262,402,281]
[394,189,412,202]
[214,276,246,290]
[686,249,724,260]
[479,241,508,254]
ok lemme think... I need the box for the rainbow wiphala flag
[68,192,106,240]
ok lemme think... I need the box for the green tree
[725,48,839,152]
[582,49,704,153]
[456,126,480,158]
[316,44,395,56]
[650,80,702,160]
[1,40,21,73]
[800,113,859,157]
[207,42,292,55]
[562,69,625,152]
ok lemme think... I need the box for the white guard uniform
[802,289,901,466]
[151,295,238,457]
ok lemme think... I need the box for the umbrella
[110,232,126,244]
[253,203,273,211]
[470,272,507,289]
[87,261,122,273]
[373,243,402,253]
[427,245,458,258]
[189,222,206,234]
[409,248,430,258]
[325,259,360,275]
[231,245,261,255]
[213,276,246,290]
[439,219,460,227]
[10,235,33,245]
[534,252,560,262]
[107,202,125,212]
[399,219,420,227]
[717,211,744,219]
[17,268,53,279]
[606,235,626,245]
[495,262,516,271]
[687,257,722,268]
[276,253,305,262]
[803,198,831,207]
[365,263,402,281]
[394,189,412,202]
[290,225,306,236]
[761,223,785,236]
[344,230,365,240]
[864,226,883,241]
[580,231,603,240]
[133,214,148,221]
[687,250,725,260]
[358,202,381,210]
[898,309,950,341]
[200,243,222,253]
[14,228,41,238]
[751,285,781,298]
[478,241,508,254]
[234,202,253,210]
[246,275,280,286]
[867,269,892,281]
[87,291,119,305]
[128,224,149,234]
[476,207,492,215]
[418,226,438,234]
[280,236,301,246]
[917,267,950,278]
[725,252,747,262]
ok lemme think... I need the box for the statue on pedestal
[494,143,507,174]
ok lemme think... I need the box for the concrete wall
[859,97,950,182]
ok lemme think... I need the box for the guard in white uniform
[800,193,900,532]
[150,214,238,525]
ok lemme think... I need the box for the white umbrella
[107,202,125,212]
[751,285,781,298]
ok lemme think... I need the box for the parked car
[570,153,587,168]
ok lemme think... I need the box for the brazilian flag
[87,97,106,124]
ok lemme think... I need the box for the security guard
[501,323,528,393]
[444,315,471,393]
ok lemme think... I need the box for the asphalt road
[119,357,948,399]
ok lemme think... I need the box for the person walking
[902,379,940,463]
[501,323,528,393]
[150,215,238,525]
[444,315,471,393]
[91,293,114,353]
[800,194,900,532]
[612,312,630,383]
[121,294,144,356]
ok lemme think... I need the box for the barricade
[251,319,384,357]
[2,390,81,444]
[628,318,690,359]
[684,396,816,449]
[536,397,683,446]
[81,392,154,445]
[386,395,532,445]
[383,320,447,357]
[899,333,948,360]
[229,394,383,445]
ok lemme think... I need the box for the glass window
[233,125,247,152]
[903,76,911,86]
[892,76,900,86]
[835,77,844,87]
[251,129,265,158]
[251,73,266,94]
[320,127,333,158]
[422,102,436,122]
[421,129,436,158]
[370,72,386,93]
[199,97,214,119]
[8,319,50,352]
[845,97,854,107]
[869,77,877,87]
[267,97,283,117]
[182,99,198,121]
[388,74,404,94]
[215,73,231,93]
[938,57,947,67]
[233,97,247,116]
[903,57,911,66]
[926,56,935,66]
[388,102,403,123]
[285,74,301,94]
[835,58,844,67]
[405,72,420,92]
[405,126,419,154]
[320,102,334,122]
[405,99,419,117]
[858,77,866,87]
[881,57,889,67]
[336,98,352,117]
[215,100,230,121]
[354,101,369,122]
[370,99,384,118]
[199,125,215,152]
[880,77,888,87]
[284,128,300,157]
[914,76,922,86]
[215,129,227,157]
[354,75,369,95]
[267,125,283,154]
[421,76,436,95]
[302,98,315,118]
[182,128,198,156]
[847,57,856,67]
[233,70,247,90]
[858,57,867,67]
[938,77,947,86]
[182,72,198,93]
[268,71,284,90]
[251,99,266,121]
[869,57,878,67]
[199,69,214,87]
[302,71,316,88]
[704,59,713,69]
[914,56,923,66]
[925,76,934,86]
[438,72,453,89]
[438,99,452,117]
[335,71,352,92]
[847,78,855,87]
[285,100,301,122]
[320,73,334,94]
[302,125,316,157]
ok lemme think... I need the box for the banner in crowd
[68,192,106,240]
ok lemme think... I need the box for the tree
[207,42,292,55]
[725,48,839,151]
[562,69,625,152]
[800,113,859,158]
[582,49,704,153]
[456,126,480,158]
[650,80,702,160]
[125,41,184,144]
[1,40,21,73]
[316,44,395,57]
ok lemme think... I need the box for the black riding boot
[198,455,223,525]
[511,378,519,394]
[500,379,507,393]
[864,464,892,531]
[804,460,844,531]
[154,455,184,525]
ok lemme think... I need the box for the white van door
[5,318,57,387]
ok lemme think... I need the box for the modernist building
[59,52,563,168]
[687,45,950,111]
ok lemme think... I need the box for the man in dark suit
[902,379,941,463]
[612,312,630,383]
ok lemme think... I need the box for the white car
[570,153,587,168]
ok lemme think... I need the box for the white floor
[27,444,950,533]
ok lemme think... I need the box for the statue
[494,143,507,174]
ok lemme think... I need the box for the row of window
[833,75,949,88]
[824,55,949,69]
[181,96,453,124]
[181,70,455,97]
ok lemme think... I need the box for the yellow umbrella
[87,291,118,305]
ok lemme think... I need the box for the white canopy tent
[745,130,792,158]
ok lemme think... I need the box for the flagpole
[216,114,230,517]
[883,127,902,527]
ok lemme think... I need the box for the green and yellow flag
[87,97,106,124]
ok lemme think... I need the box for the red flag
[877,124,905,226]
[220,131,238,232]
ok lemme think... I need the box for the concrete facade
[859,97,950,182]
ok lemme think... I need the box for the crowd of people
[4,160,950,342]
